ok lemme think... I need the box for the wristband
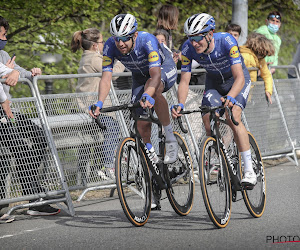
[89,101,103,111]
[226,96,236,105]
[95,101,103,109]
[171,103,184,111]
[141,93,155,106]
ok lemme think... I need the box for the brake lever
[91,104,107,130]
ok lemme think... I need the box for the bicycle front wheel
[199,136,232,228]
[166,132,194,216]
[240,132,266,218]
[115,137,151,227]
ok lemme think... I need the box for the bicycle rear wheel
[115,137,151,226]
[199,136,232,228]
[166,132,194,216]
[240,132,266,218]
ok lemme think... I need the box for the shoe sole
[27,209,61,216]
[0,214,15,223]
[241,181,257,187]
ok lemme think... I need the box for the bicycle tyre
[199,136,232,228]
[166,132,195,216]
[240,132,266,218]
[115,137,151,227]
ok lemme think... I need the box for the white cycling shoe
[164,141,178,164]
[241,171,257,186]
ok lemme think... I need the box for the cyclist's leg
[132,75,160,209]
[227,78,256,185]
[157,63,178,164]
[131,74,152,144]
[201,88,223,136]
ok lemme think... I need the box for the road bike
[92,101,194,226]
[179,105,266,228]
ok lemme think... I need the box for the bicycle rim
[241,132,266,218]
[166,132,194,216]
[199,136,232,228]
[115,137,151,226]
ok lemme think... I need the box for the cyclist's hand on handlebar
[89,101,103,118]
[221,95,236,108]
[171,103,184,119]
[140,93,155,109]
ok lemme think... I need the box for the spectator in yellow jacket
[239,33,275,104]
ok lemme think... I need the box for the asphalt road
[0,160,299,250]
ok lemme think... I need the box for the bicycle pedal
[232,192,237,202]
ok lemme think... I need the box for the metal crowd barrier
[0,78,74,216]
[2,65,299,208]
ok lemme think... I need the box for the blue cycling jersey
[102,31,166,74]
[181,32,247,82]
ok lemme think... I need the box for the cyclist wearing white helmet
[172,13,256,186]
[90,14,178,171]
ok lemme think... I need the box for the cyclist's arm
[90,71,112,118]
[171,71,191,118]
[144,66,161,97]
[98,71,112,102]
[225,64,245,106]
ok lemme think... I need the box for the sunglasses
[268,14,281,20]
[188,33,208,43]
[113,36,133,42]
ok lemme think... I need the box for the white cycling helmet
[110,14,138,37]
[184,13,215,36]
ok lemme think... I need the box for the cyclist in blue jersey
[89,14,178,168]
[171,13,256,185]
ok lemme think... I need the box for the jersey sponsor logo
[225,36,234,46]
[103,44,109,55]
[103,56,112,66]
[181,44,189,54]
[148,51,159,62]
[230,46,239,58]
[165,67,177,79]
[181,55,191,65]
[146,41,153,51]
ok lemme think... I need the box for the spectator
[240,32,275,104]
[153,29,169,47]
[156,5,181,64]
[153,29,179,64]
[225,23,241,41]
[71,28,125,93]
[255,11,282,74]
[71,28,122,180]
[0,16,60,216]
[288,42,300,78]
[156,4,179,50]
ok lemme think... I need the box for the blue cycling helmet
[184,13,215,36]
[110,14,138,37]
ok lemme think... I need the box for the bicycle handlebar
[177,105,239,132]
[91,98,159,130]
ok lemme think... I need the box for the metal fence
[1,65,299,214]
[0,79,74,216]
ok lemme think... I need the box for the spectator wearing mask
[255,11,282,74]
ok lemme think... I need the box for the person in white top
[0,62,20,119]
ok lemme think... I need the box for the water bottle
[146,143,159,164]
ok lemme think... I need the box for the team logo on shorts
[181,55,191,65]
[148,51,159,62]
[103,56,112,66]
[230,46,239,58]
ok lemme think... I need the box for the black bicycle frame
[210,112,243,192]
[130,112,169,190]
